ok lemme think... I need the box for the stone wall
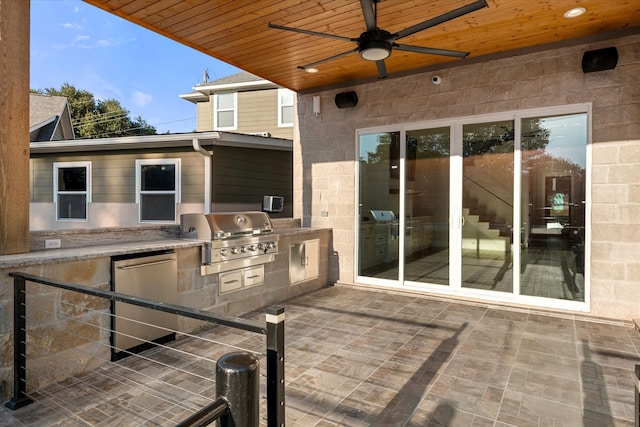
[0,257,111,400]
[295,32,640,319]
[591,141,640,318]
[0,226,331,401]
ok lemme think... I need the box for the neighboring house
[180,71,295,140]
[29,93,75,142]
[29,131,293,231]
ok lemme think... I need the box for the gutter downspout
[192,138,212,214]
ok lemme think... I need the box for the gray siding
[212,146,292,207]
[31,158,53,203]
[30,150,206,205]
[237,89,276,134]
[238,89,294,140]
[196,88,294,140]
[197,100,213,132]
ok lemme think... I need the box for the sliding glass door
[520,113,587,300]
[356,106,588,308]
[460,120,514,293]
[358,132,400,281]
[404,128,450,285]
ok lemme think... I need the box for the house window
[214,92,237,130]
[278,88,294,127]
[135,159,180,222]
[54,162,91,221]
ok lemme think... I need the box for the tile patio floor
[2,285,640,426]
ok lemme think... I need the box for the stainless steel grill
[181,212,279,275]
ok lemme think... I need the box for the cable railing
[6,271,285,427]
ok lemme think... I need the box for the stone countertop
[0,227,332,269]
[0,239,202,269]
[273,227,331,236]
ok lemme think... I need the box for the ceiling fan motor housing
[359,29,393,61]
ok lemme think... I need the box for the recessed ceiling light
[564,7,586,18]
[305,67,319,73]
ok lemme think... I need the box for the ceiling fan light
[359,40,392,61]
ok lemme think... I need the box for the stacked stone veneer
[0,225,331,401]
[296,32,640,319]
[591,141,640,318]
[0,257,112,400]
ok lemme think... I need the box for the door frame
[355,103,591,312]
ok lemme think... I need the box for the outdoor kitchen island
[0,219,332,401]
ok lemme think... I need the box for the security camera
[432,75,442,85]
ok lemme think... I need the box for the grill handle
[202,242,212,265]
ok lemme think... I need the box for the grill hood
[181,212,273,241]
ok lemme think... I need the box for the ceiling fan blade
[359,0,377,32]
[376,60,388,79]
[391,0,488,41]
[394,43,469,58]
[297,49,358,70]
[268,23,354,43]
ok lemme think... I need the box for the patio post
[216,352,260,427]
[266,305,285,427]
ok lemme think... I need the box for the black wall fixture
[582,47,618,73]
[335,91,358,109]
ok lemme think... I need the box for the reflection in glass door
[357,108,588,307]
[520,113,586,301]
[358,132,400,280]
[404,128,450,285]
[461,121,514,292]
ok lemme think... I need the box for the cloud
[131,91,153,107]
[61,22,82,30]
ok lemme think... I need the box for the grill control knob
[248,244,257,251]
[240,246,247,253]
[230,247,239,255]
[220,248,227,256]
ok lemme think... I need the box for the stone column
[0,0,30,255]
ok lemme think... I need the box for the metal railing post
[5,275,33,409]
[216,352,260,427]
[266,305,285,427]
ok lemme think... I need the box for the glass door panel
[405,128,450,285]
[358,132,401,280]
[520,113,587,301]
[461,121,514,292]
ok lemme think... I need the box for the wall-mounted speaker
[582,47,618,73]
[335,91,358,109]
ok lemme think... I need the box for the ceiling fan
[268,0,488,78]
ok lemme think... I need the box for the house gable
[29,94,75,141]
[180,71,295,139]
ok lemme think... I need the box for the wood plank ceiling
[83,0,640,92]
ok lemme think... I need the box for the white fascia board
[179,91,209,103]
[192,80,276,94]
[29,116,57,133]
[30,131,292,154]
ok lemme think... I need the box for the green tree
[31,82,156,138]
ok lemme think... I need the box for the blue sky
[30,0,241,134]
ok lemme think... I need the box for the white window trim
[277,88,295,128]
[53,161,91,222]
[135,158,181,223]
[213,92,238,131]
